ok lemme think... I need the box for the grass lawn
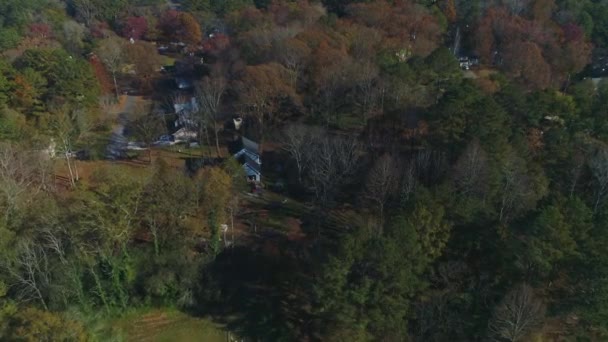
[114,309,228,342]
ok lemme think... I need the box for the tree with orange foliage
[235,62,298,140]
[443,0,457,24]
[178,12,202,46]
[309,40,352,123]
[158,10,202,46]
[503,40,552,90]
[347,0,442,57]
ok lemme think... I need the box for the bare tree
[399,161,418,205]
[306,134,361,208]
[195,75,227,157]
[72,0,97,26]
[4,242,51,309]
[96,37,125,101]
[488,283,545,342]
[274,38,311,88]
[497,151,545,223]
[589,146,608,213]
[281,124,321,183]
[351,61,380,122]
[453,141,489,197]
[0,144,52,227]
[53,108,92,187]
[364,154,398,234]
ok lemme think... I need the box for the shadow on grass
[193,237,317,341]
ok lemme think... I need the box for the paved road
[106,96,136,160]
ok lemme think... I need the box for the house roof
[244,162,261,177]
[234,148,261,165]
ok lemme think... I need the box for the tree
[314,213,434,340]
[199,167,233,254]
[306,134,361,209]
[129,104,166,162]
[443,0,457,23]
[0,143,51,229]
[16,49,100,108]
[141,159,196,255]
[235,63,298,140]
[524,204,578,275]
[178,13,202,46]
[503,41,552,90]
[200,167,233,219]
[53,108,92,187]
[273,38,311,88]
[281,124,321,183]
[364,154,398,234]
[159,10,203,45]
[125,42,163,91]
[72,0,98,26]
[95,37,125,100]
[488,284,545,342]
[4,242,51,310]
[195,75,227,157]
[121,17,148,40]
[5,306,89,341]
[589,146,608,213]
[497,152,540,223]
[452,140,489,198]
[61,20,88,55]
[88,55,113,96]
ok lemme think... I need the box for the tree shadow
[193,235,316,341]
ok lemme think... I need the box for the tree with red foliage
[557,23,592,87]
[158,9,181,41]
[28,23,52,39]
[122,16,148,40]
[202,34,231,55]
[89,55,113,96]
[91,21,111,39]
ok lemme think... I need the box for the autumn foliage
[89,55,113,95]
[158,10,202,45]
[122,16,148,40]
[476,7,591,90]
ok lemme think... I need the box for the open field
[113,309,228,342]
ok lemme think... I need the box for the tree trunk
[204,125,212,156]
[65,153,76,188]
[214,126,222,158]
[230,207,235,247]
[74,159,79,181]
[113,72,120,101]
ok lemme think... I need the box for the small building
[234,137,262,183]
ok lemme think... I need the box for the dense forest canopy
[1,0,608,340]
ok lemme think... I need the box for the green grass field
[114,309,227,342]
